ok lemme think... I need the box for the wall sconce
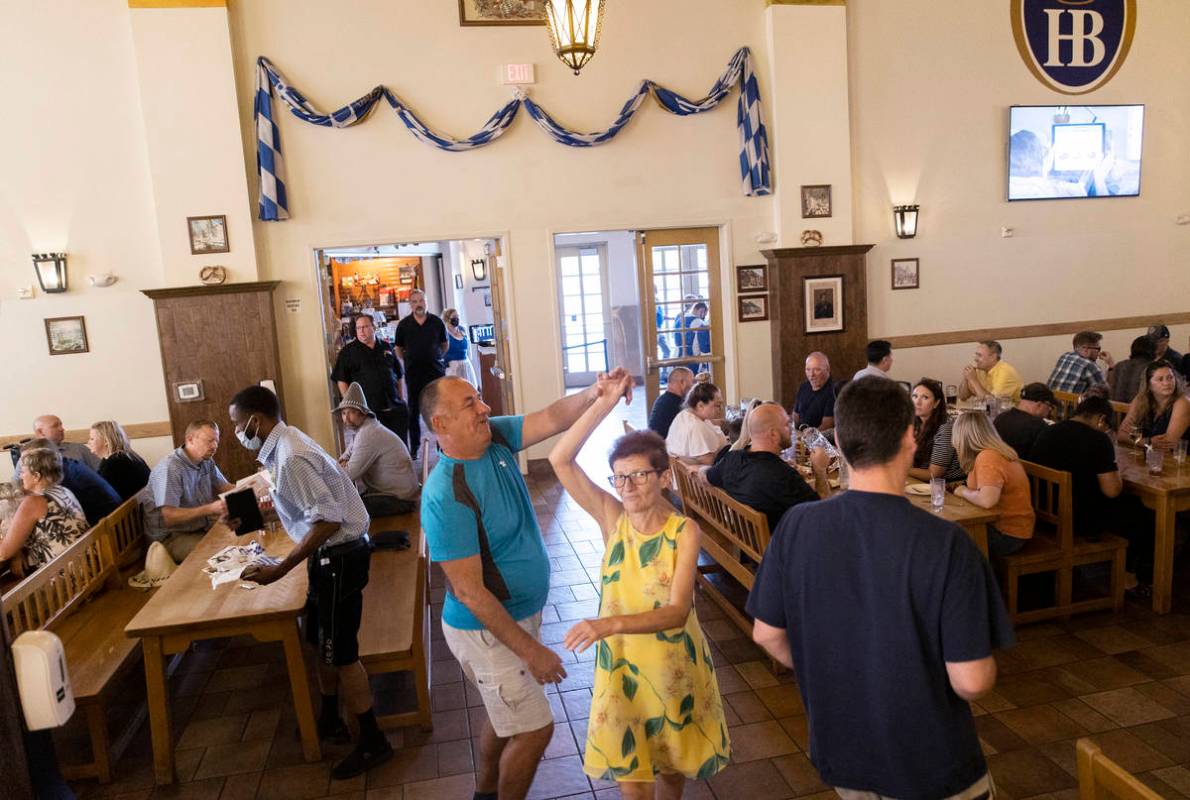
[893,205,920,239]
[471,258,488,282]
[32,253,68,293]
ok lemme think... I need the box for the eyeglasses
[607,469,662,488]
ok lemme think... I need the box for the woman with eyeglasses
[548,373,730,799]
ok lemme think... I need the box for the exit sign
[501,63,535,85]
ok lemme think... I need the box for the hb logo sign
[1011,0,1136,95]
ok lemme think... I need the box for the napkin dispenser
[12,630,75,729]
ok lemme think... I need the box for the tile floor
[63,461,1190,800]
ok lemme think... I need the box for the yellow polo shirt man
[960,341,1022,403]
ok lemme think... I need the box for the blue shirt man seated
[792,352,835,432]
[419,368,632,800]
[748,376,1014,799]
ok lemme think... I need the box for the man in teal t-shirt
[420,370,630,800]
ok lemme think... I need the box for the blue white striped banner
[254,48,770,221]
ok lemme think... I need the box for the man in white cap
[336,382,419,516]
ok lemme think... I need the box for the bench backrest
[421,434,438,486]
[1020,459,1073,550]
[105,497,146,571]
[672,460,771,562]
[2,523,111,636]
[1076,738,1162,800]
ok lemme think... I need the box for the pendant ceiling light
[544,0,606,76]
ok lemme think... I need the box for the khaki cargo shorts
[442,612,554,738]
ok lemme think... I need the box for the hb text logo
[1011,0,1136,95]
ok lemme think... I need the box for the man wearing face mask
[139,420,234,561]
[228,385,390,780]
[395,289,448,459]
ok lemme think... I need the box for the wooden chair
[671,460,771,636]
[1108,400,1130,431]
[2,499,154,783]
[1052,390,1080,421]
[1076,738,1163,800]
[995,461,1127,624]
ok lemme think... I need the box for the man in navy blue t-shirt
[748,376,1014,799]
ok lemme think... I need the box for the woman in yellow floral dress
[548,373,730,799]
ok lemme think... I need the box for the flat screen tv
[1007,104,1144,201]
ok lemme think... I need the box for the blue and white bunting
[253,48,771,221]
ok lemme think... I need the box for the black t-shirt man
[648,392,683,439]
[395,313,447,381]
[331,338,405,414]
[747,491,1014,798]
[1029,419,1118,538]
[706,450,818,532]
[793,380,835,429]
[993,408,1049,460]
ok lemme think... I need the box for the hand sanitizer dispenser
[12,631,75,730]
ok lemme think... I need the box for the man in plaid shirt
[1048,331,1115,394]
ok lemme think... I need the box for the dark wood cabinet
[762,245,875,408]
[142,282,283,482]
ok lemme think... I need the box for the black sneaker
[317,717,352,745]
[331,736,393,780]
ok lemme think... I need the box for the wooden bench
[356,437,433,731]
[672,460,771,637]
[1076,738,1162,800]
[1,497,150,783]
[995,461,1127,625]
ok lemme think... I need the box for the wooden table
[124,525,320,784]
[1116,444,1190,614]
[904,482,997,557]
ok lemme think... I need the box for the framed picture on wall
[891,258,920,290]
[803,275,844,334]
[454,274,464,290]
[801,184,832,218]
[737,295,769,322]
[736,264,768,293]
[458,0,546,26]
[44,316,89,355]
[187,215,229,255]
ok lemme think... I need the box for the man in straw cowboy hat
[335,382,419,517]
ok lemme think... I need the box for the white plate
[904,483,933,496]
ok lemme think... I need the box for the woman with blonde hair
[87,420,150,500]
[1,448,88,576]
[950,412,1035,556]
[549,374,729,798]
[441,307,478,387]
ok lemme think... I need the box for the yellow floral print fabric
[582,513,731,782]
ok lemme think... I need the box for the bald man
[703,404,829,531]
[648,367,694,439]
[792,353,835,433]
[33,414,101,470]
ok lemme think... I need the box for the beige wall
[849,0,1190,386]
[0,1,169,467]
[227,0,777,456]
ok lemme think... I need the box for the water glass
[930,478,946,512]
[1174,440,1188,467]
[1146,445,1164,476]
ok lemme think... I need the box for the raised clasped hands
[590,367,634,408]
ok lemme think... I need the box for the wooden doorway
[635,227,725,411]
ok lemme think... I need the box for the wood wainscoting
[884,312,1190,351]
[0,422,172,449]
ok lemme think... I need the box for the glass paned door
[557,245,610,388]
[636,227,723,410]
